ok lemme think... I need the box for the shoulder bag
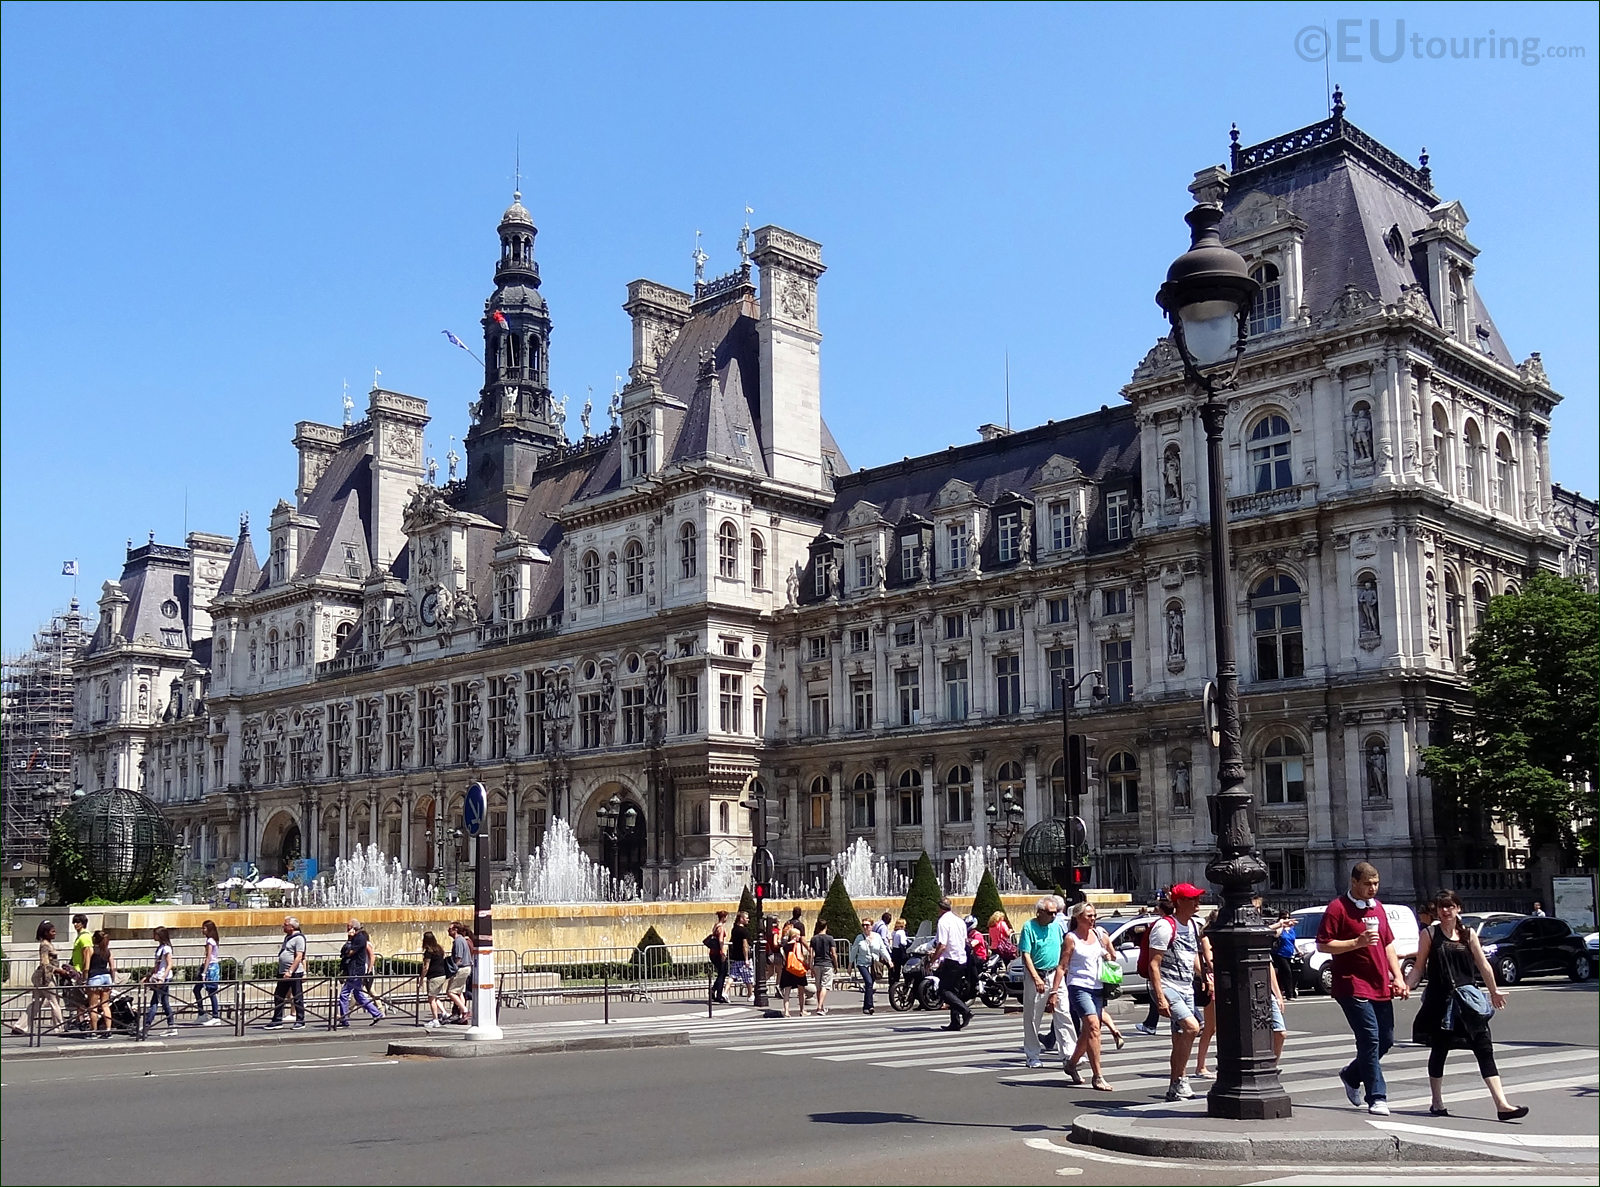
[1438,924,1495,1024]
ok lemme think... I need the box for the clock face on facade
[419,589,439,626]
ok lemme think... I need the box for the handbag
[1099,961,1124,987]
[1453,984,1495,1020]
[784,945,808,978]
[702,932,719,950]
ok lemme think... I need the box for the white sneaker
[423,1019,440,1030]
[1165,1077,1194,1102]
[1368,1100,1390,1116]
[1025,1057,1043,1069]
[201,1017,225,1027]
[1134,1022,1157,1035]
[163,1029,178,1037]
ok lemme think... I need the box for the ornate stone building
[72,104,1583,905]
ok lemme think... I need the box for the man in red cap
[1146,882,1206,1102]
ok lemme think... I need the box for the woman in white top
[142,926,176,1035]
[1061,901,1118,1091]
[194,919,224,1025]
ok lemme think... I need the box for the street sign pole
[462,781,502,1041]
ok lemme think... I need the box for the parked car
[1290,903,1420,995]
[1475,916,1594,985]
[1006,915,1151,1001]
[1460,911,1524,933]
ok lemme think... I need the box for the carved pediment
[1131,336,1182,381]
[1428,200,1470,235]
[1223,190,1303,238]
[935,479,978,509]
[401,484,452,535]
[1036,454,1085,488]
[1318,284,1380,326]
[843,500,885,529]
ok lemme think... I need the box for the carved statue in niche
[873,550,886,591]
[1357,575,1381,639]
[1425,571,1439,633]
[430,694,447,764]
[1019,515,1033,561]
[1163,444,1182,502]
[599,670,616,745]
[786,563,801,606]
[1166,604,1185,661]
[466,685,484,752]
[1365,739,1389,801]
[1172,761,1192,810]
[1351,404,1374,462]
[606,551,618,596]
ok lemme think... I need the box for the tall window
[850,676,874,732]
[1103,639,1133,705]
[1494,434,1515,511]
[1430,404,1450,486]
[418,689,439,765]
[1248,414,1293,492]
[993,605,1017,632]
[895,667,921,726]
[581,551,601,605]
[1248,262,1283,335]
[809,776,830,830]
[386,693,407,769]
[487,676,511,758]
[856,550,874,590]
[1046,596,1070,624]
[575,692,601,749]
[1464,421,1485,503]
[1049,501,1073,551]
[272,534,287,583]
[750,532,766,589]
[1262,735,1306,804]
[718,673,742,733]
[292,622,306,667]
[523,673,543,755]
[451,683,471,762]
[901,534,922,580]
[676,675,700,735]
[624,419,649,479]
[943,659,969,721]
[623,539,644,596]
[994,654,1021,716]
[1106,751,1139,816]
[997,511,1021,562]
[944,764,973,823]
[718,522,740,579]
[679,522,697,579]
[946,521,968,571]
[497,572,516,622]
[808,693,830,735]
[355,698,379,774]
[1047,646,1075,710]
[1105,491,1131,540]
[897,768,923,826]
[622,686,645,744]
[995,760,1024,815]
[851,772,876,829]
[1444,572,1462,661]
[943,612,966,639]
[267,629,280,671]
[1252,574,1304,681]
[1472,580,1490,630]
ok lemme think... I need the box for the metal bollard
[603,967,610,1025]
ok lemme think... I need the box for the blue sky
[3,1,1596,652]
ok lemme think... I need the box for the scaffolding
[2,601,89,867]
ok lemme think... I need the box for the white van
[1289,902,1420,995]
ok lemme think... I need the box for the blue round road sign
[464,782,487,836]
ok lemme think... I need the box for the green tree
[737,884,757,922]
[900,850,944,934]
[971,868,1005,931]
[816,873,861,942]
[1421,572,1598,860]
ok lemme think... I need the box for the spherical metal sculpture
[57,787,175,901]
[1017,819,1087,892]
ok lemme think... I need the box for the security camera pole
[462,781,503,1040]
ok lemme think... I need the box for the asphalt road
[3,982,1595,1185]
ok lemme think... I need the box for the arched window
[1430,404,1451,487]
[717,521,740,579]
[750,532,767,590]
[679,522,697,579]
[292,622,306,667]
[994,760,1024,822]
[1261,735,1306,804]
[580,550,601,606]
[215,640,228,680]
[1464,420,1485,503]
[1248,413,1293,492]
[718,801,730,834]
[850,771,876,830]
[267,629,280,671]
[1494,434,1515,512]
[334,621,354,651]
[944,764,973,823]
[808,774,830,831]
[1248,262,1283,336]
[96,680,111,720]
[1251,574,1304,680]
[623,539,645,596]
[1448,271,1469,338]
[1472,579,1490,630]
[1106,751,1139,816]
[896,768,923,826]
[625,419,649,479]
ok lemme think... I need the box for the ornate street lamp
[595,793,638,883]
[985,788,1026,867]
[1157,183,1291,1120]
[1058,668,1107,898]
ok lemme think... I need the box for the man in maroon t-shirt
[1316,861,1409,1115]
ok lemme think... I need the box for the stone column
[400,790,413,874]
[338,790,350,859]
[969,749,988,849]
[507,777,519,866]
[1019,600,1038,712]
[828,762,845,856]
[920,752,938,858]
[1022,745,1041,826]
[873,758,892,857]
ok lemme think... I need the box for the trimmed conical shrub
[816,873,862,943]
[900,850,944,935]
[971,868,1006,931]
[737,884,757,921]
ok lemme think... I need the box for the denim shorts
[1165,983,1198,1031]
[1269,997,1286,1034]
[87,974,112,989]
[1066,984,1103,1030]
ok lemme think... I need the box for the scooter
[888,935,939,1012]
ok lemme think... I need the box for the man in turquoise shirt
[1018,897,1075,1071]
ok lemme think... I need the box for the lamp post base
[1206,919,1292,1120]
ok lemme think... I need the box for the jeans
[194,963,221,1020]
[339,974,382,1019]
[857,963,876,1011]
[710,953,729,1000]
[143,982,174,1030]
[1336,995,1395,1103]
[272,973,305,1023]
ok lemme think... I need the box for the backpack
[1135,916,1176,980]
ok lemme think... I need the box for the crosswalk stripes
[612,1008,1597,1115]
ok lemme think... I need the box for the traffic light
[1071,865,1091,886]
[1067,733,1088,809]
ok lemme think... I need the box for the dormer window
[1105,491,1131,541]
[1448,271,1469,339]
[997,511,1021,563]
[272,534,288,584]
[1248,263,1283,336]
[856,550,873,590]
[945,522,968,571]
[900,534,922,581]
[497,571,516,621]
[625,419,650,479]
[1048,501,1073,551]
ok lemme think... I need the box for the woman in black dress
[1404,890,1526,1121]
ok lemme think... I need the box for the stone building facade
[71,105,1583,905]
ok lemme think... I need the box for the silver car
[1006,916,1151,1000]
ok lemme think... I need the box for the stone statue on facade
[1357,575,1381,639]
[1166,604,1185,661]
[1163,445,1182,502]
[1365,740,1389,801]
[1172,761,1192,810]
[1352,404,1375,461]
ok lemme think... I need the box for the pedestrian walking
[1018,897,1073,1068]
[13,921,67,1036]
[337,919,385,1027]
[1134,890,1174,1035]
[265,916,307,1030]
[988,910,1016,960]
[728,910,755,997]
[418,931,454,1029]
[1266,959,1288,1061]
[930,897,973,1032]
[447,923,473,1023]
[1271,911,1299,1001]
[707,910,731,1003]
[850,917,890,1015]
[68,913,93,1030]
[1316,862,1409,1116]
[1404,890,1526,1121]
[887,917,909,988]
[1147,882,1206,1101]
[141,926,176,1035]
[85,929,117,1038]
[194,920,224,1026]
[873,911,893,946]
[809,918,836,1015]
[1061,901,1118,1091]
[1191,909,1217,1079]
[778,922,810,1017]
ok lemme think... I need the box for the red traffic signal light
[1071,865,1090,886]
[754,883,765,900]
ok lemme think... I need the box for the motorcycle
[889,940,1009,1011]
